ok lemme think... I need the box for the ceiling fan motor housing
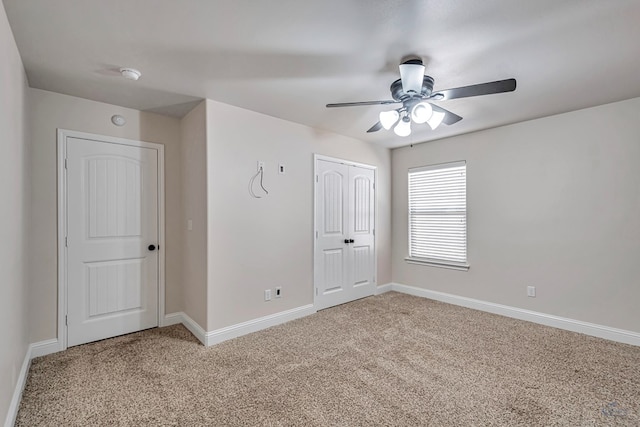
[390,75,435,101]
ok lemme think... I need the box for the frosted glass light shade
[399,63,425,94]
[411,102,433,124]
[427,110,446,130]
[379,110,399,130]
[394,118,412,137]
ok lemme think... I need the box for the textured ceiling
[4,0,640,148]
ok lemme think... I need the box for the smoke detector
[111,115,126,126]
[120,68,141,81]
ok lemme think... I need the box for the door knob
[148,244,156,251]
[344,239,350,244]
[349,239,354,243]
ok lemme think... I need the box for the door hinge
[65,237,68,247]
[316,175,318,183]
[64,158,68,169]
[65,315,68,326]
[373,229,375,236]
[315,231,318,239]
[315,288,318,296]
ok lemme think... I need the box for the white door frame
[57,129,166,351]
[313,154,377,310]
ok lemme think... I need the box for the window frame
[404,160,469,271]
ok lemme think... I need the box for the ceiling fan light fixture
[394,116,412,137]
[399,60,425,94]
[379,110,399,130]
[411,102,433,124]
[426,110,446,130]
[324,57,517,135]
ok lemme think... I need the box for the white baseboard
[4,348,30,427]
[390,283,640,347]
[166,305,316,347]
[164,312,207,346]
[5,337,61,427]
[205,304,316,346]
[163,312,184,327]
[375,283,392,295]
[181,313,208,346]
[29,339,60,359]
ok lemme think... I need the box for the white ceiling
[4,0,640,148]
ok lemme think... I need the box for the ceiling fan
[326,58,516,137]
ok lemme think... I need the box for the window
[406,161,468,270]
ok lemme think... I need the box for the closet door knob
[349,239,354,243]
[344,239,350,244]
[148,244,157,251]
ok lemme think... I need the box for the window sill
[404,257,470,271]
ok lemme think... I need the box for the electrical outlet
[278,163,286,174]
[264,289,271,301]
[527,286,536,297]
[275,287,282,298]
[257,161,265,171]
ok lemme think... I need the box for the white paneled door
[66,137,159,347]
[315,158,375,310]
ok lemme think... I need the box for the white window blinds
[408,161,467,266]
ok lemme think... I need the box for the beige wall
[392,97,640,333]
[179,101,208,328]
[28,88,183,342]
[205,99,391,331]
[0,3,30,423]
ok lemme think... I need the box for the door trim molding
[57,129,166,352]
[314,154,377,171]
[313,154,377,311]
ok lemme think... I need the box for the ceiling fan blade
[432,78,516,101]
[430,104,463,125]
[366,121,383,133]
[326,100,401,108]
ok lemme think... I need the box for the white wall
[0,3,30,424]
[392,97,640,333]
[28,89,183,342]
[205,99,391,331]
[179,101,208,329]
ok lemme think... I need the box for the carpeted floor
[16,292,640,426]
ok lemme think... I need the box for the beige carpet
[16,292,640,426]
